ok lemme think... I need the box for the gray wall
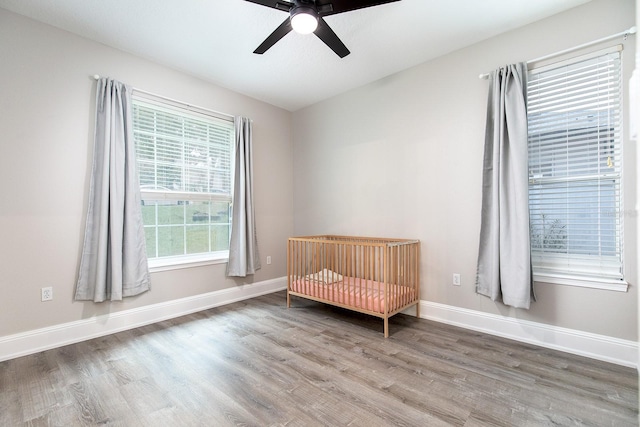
[636,0,640,367]
[292,0,638,341]
[0,8,293,337]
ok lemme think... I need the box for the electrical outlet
[452,273,461,286]
[41,287,53,301]
[266,256,272,265]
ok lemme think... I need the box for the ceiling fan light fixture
[290,7,318,34]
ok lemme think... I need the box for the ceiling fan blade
[254,18,293,54]
[317,0,401,16]
[244,0,292,10]
[314,17,350,58]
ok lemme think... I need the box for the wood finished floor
[0,291,637,426]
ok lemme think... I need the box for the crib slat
[359,244,365,311]
[287,239,291,308]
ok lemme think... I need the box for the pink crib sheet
[290,276,415,314]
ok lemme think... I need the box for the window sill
[148,252,229,273]
[533,273,628,292]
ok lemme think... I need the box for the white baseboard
[420,300,638,369]
[0,277,287,362]
[3,283,634,369]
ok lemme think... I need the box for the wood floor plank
[1,291,637,426]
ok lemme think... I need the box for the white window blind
[134,99,233,197]
[527,47,624,284]
[132,96,234,263]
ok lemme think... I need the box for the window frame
[526,46,627,292]
[132,93,235,271]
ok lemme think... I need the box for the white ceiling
[0,0,592,111]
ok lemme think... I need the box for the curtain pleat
[75,78,151,302]
[476,63,534,309]
[227,117,261,277]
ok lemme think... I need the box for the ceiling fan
[244,0,401,58]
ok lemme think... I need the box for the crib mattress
[290,276,416,314]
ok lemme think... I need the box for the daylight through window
[527,47,624,286]
[132,96,234,265]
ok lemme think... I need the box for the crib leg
[416,301,420,318]
[287,291,291,308]
[384,318,389,338]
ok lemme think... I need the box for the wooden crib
[287,235,421,337]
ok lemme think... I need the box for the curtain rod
[478,26,636,79]
[92,74,235,120]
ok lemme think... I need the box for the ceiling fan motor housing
[291,4,317,18]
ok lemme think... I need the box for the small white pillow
[304,268,343,284]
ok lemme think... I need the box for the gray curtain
[475,63,533,309]
[75,78,151,302]
[227,117,261,277]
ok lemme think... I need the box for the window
[132,96,234,268]
[527,47,625,290]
